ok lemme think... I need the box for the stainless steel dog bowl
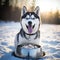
[16,44,43,58]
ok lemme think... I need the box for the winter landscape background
[0,0,60,60]
[0,22,60,60]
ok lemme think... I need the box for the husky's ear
[21,6,27,16]
[34,6,39,15]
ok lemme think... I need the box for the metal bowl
[16,44,43,58]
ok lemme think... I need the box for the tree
[0,0,2,6]
[54,10,60,24]
[4,0,9,7]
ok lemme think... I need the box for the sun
[35,0,57,12]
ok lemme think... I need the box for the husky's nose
[28,21,32,25]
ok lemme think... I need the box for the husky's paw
[36,46,45,58]
[43,51,45,56]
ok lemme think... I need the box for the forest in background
[0,0,60,24]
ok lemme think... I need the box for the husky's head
[21,6,40,34]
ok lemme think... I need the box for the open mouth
[26,24,35,29]
[26,24,35,33]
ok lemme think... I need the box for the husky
[14,6,45,58]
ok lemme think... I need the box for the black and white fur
[14,6,43,57]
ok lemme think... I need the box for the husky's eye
[26,18,29,20]
[32,18,35,20]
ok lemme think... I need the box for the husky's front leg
[38,47,45,57]
[14,34,22,56]
[39,47,43,57]
[15,45,22,57]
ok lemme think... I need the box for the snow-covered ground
[0,21,60,60]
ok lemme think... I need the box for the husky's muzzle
[26,21,35,34]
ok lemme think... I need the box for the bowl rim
[17,43,41,49]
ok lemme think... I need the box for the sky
[35,0,60,12]
[9,0,60,12]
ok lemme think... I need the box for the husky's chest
[17,32,40,45]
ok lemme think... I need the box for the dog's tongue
[28,26,32,33]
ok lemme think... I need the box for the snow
[0,21,60,60]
